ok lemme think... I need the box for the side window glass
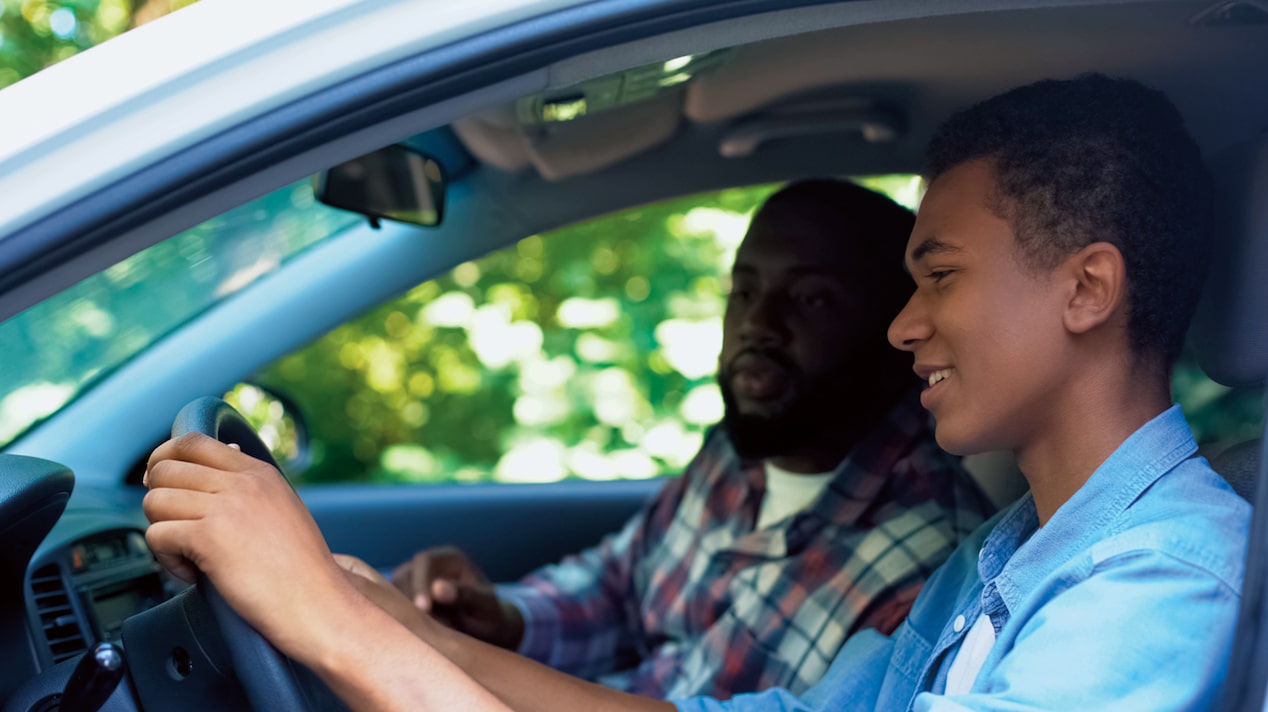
[253,178,921,485]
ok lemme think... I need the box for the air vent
[30,564,88,663]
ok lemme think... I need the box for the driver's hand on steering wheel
[142,433,360,660]
[392,546,524,650]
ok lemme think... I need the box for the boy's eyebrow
[908,236,962,263]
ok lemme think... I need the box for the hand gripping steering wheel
[168,396,343,712]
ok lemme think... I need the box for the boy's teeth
[928,369,952,387]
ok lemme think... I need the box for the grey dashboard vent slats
[30,564,87,663]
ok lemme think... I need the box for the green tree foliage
[256,186,784,485]
[0,183,357,444]
[0,0,195,89]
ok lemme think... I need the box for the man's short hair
[754,179,916,324]
[924,73,1214,368]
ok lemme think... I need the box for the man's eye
[729,288,754,302]
[928,270,953,283]
[796,292,832,308]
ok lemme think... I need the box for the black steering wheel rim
[171,396,327,712]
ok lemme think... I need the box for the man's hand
[391,546,524,650]
[142,433,359,660]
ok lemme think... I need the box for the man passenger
[387,179,993,699]
[141,73,1249,711]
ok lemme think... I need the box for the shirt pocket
[887,617,933,689]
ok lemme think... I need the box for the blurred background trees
[0,0,194,89]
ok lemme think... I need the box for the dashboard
[3,451,341,712]
[28,529,170,667]
[0,456,182,712]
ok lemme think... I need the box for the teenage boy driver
[143,73,1249,711]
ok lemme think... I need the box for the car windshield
[0,181,361,446]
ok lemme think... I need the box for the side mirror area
[221,383,311,479]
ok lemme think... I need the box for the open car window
[235,174,1263,488]
[0,182,361,446]
[243,176,922,485]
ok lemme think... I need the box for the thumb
[431,578,460,605]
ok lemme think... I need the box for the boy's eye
[928,270,953,284]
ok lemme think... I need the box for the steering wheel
[169,396,339,711]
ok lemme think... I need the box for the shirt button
[953,615,966,633]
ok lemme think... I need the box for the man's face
[888,159,1070,455]
[718,205,883,459]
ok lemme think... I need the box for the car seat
[1193,134,1268,501]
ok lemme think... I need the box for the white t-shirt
[756,461,835,530]
[944,613,996,695]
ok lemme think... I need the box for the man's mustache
[722,348,800,379]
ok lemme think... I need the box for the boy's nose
[888,293,929,352]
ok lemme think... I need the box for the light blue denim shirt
[675,405,1250,711]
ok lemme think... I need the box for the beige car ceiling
[452,0,1268,181]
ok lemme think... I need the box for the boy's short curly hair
[925,73,1214,368]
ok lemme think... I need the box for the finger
[142,487,215,525]
[148,433,269,478]
[144,458,233,494]
[145,521,200,583]
[431,578,460,605]
[390,560,411,591]
[391,556,427,609]
[412,552,436,610]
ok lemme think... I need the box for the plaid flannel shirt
[498,390,994,700]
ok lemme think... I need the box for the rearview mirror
[313,144,446,227]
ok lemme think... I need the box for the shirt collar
[727,387,931,542]
[808,387,931,529]
[980,404,1198,605]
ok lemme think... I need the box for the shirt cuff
[495,582,560,661]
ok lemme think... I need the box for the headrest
[1192,135,1268,388]
[1210,438,1260,501]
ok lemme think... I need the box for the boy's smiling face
[889,159,1072,456]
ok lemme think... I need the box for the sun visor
[454,93,681,181]
[1192,134,1268,388]
[524,94,681,181]
[452,115,533,172]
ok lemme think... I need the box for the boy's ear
[1062,241,1127,335]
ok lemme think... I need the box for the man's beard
[718,352,840,460]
